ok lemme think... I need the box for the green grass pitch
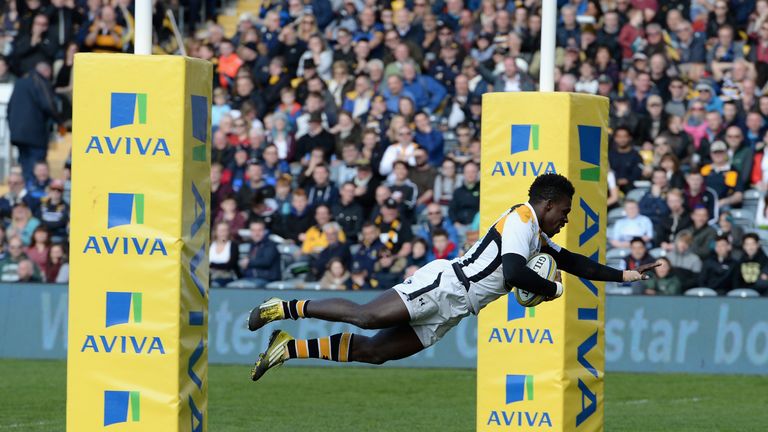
[1,359,766,431]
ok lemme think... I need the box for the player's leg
[247,289,410,331]
[251,325,425,381]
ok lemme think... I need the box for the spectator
[211,88,232,131]
[332,182,364,241]
[83,6,125,54]
[7,203,40,246]
[684,171,718,221]
[700,235,737,294]
[387,161,418,214]
[609,200,654,249]
[666,231,703,289]
[236,163,274,210]
[38,179,68,241]
[24,225,49,276]
[688,205,719,260]
[296,111,335,162]
[418,202,459,248]
[260,145,290,186]
[26,161,50,201]
[665,78,689,118]
[0,237,28,282]
[372,246,406,288]
[732,233,768,294]
[401,61,447,113]
[341,74,375,119]
[373,198,413,258]
[379,125,418,179]
[701,141,744,209]
[7,62,58,183]
[623,237,656,271]
[307,164,338,208]
[329,111,361,156]
[271,188,314,242]
[346,260,380,290]
[413,112,444,167]
[319,257,350,290]
[351,161,380,218]
[449,161,480,233]
[45,243,67,283]
[331,142,360,186]
[659,153,686,190]
[16,258,42,283]
[643,257,683,295]
[10,13,56,75]
[408,237,430,268]
[408,148,438,210]
[639,168,671,226]
[609,127,643,193]
[493,56,535,92]
[312,222,351,279]
[214,196,247,236]
[675,20,706,65]
[236,220,280,288]
[715,211,745,253]
[353,222,384,274]
[266,112,295,161]
[656,189,692,250]
[433,159,462,207]
[723,126,753,188]
[302,204,347,255]
[209,221,240,287]
[429,228,458,260]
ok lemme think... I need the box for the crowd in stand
[4,0,768,296]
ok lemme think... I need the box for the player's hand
[554,270,562,283]
[623,261,661,282]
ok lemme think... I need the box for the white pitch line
[0,420,57,430]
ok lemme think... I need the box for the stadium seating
[727,288,761,298]
[684,287,718,297]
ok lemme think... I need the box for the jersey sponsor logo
[104,390,141,426]
[486,374,553,428]
[83,193,168,256]
[85,92,171,157]
[81,292,166,355]
[578,125,601,182]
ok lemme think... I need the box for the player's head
[528,174,575,237]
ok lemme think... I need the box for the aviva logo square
[111,93,147,129]
[108,193,144,229]
[104,390,140,426]
[506,374,534,404]
[578,125,601,182]
[507,293,535,320]
[106,292,142,327]
[510,124,539,154]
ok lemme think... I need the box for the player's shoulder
[494,203,535,234]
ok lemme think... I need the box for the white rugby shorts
[392,259,471,347]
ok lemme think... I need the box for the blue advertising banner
[1,285,766,375]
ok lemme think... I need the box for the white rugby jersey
[451,202,561,314]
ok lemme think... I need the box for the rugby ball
[515,253,557,308]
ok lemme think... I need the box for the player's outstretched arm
[542,246,659,283]
[502,253,564,298]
